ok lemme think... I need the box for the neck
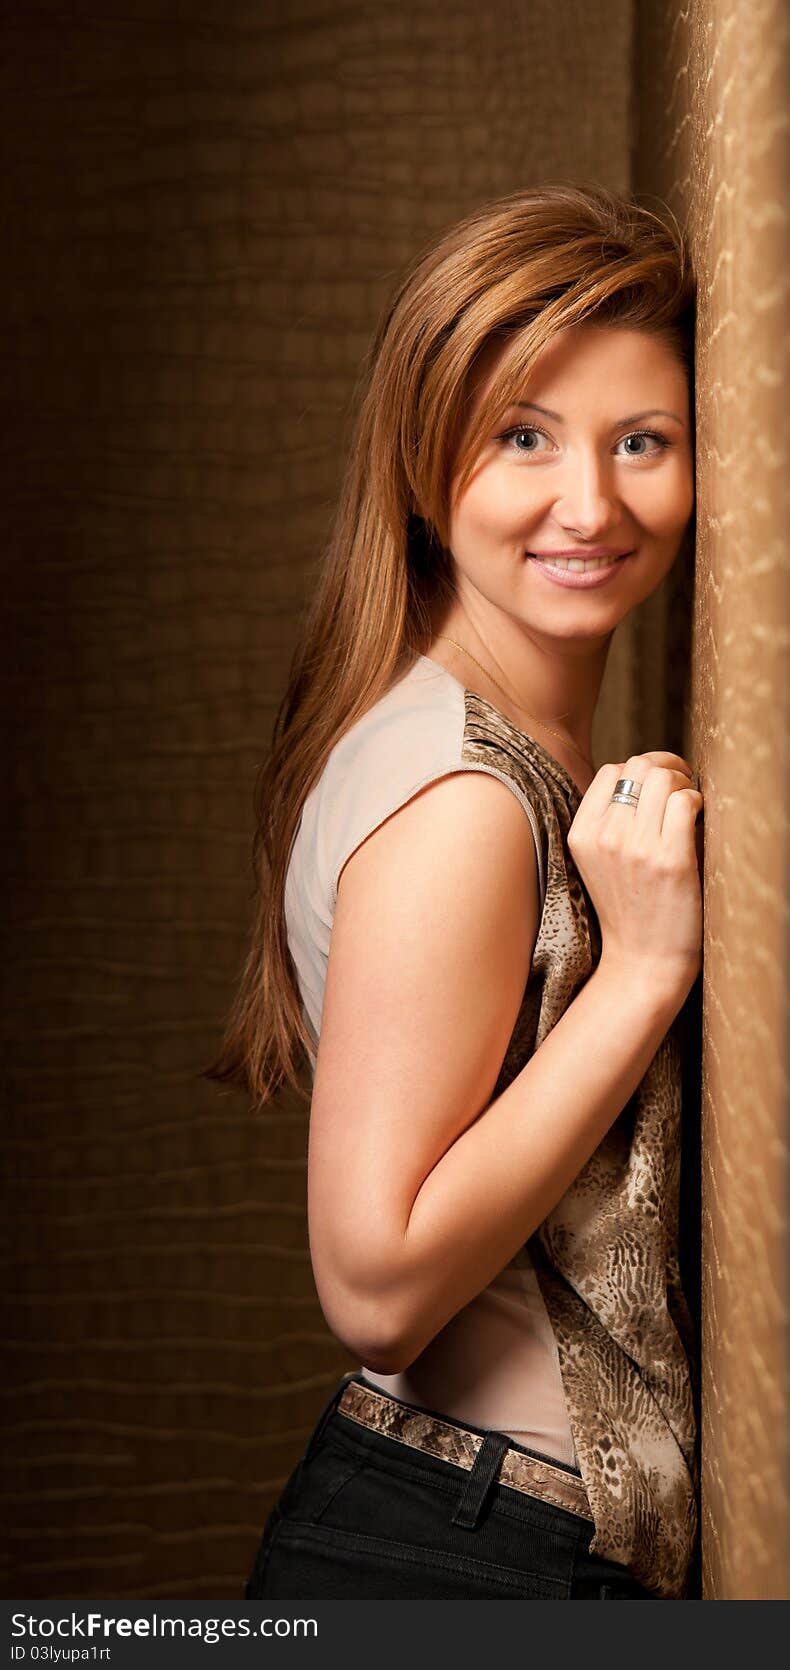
[429,600,611,771]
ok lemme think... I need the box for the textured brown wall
[634,0,790,1601]
[1,0,637,1600]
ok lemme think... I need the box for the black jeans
[244,1373,658,1600]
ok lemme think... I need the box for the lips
[528,550,632,561]
[526,550,632,590]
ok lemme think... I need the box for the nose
[553,449,620,538]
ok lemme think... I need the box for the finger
[636,750,695,782]
[582,759,693,823]
[661,785,704,846]
[614,768,699,842]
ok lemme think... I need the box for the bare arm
[393,953,679,1368]
[307,760,701,1374]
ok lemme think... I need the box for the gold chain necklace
[434,635,595,772]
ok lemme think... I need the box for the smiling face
[445,323,695,645]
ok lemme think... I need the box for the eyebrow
[511,401,686,427]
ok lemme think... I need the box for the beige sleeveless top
[284,653,699,1599]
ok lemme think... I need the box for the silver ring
[610,776,642,808]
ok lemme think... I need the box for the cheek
[452,469,527,547]
[630,462,695,533]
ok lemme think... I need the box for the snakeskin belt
[337,1378,593,1523]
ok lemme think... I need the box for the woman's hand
[567,751,704,1003]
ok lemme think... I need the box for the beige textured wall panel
[634,0,790,1601]
[1,0,634,1600]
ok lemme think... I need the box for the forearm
[377,955,685,1369]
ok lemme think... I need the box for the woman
[207,183,703,1601]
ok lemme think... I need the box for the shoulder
[290,656,545,918]
[324,653,463,802]
[303,657,462,906]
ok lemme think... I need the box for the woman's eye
[501,426,552,455]
[616,430,671,458]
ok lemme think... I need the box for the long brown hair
[203,181,696,1109]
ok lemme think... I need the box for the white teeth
[536,554,621,571]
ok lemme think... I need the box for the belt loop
[450,1432,510,1530]
[302,1371,359,1467]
